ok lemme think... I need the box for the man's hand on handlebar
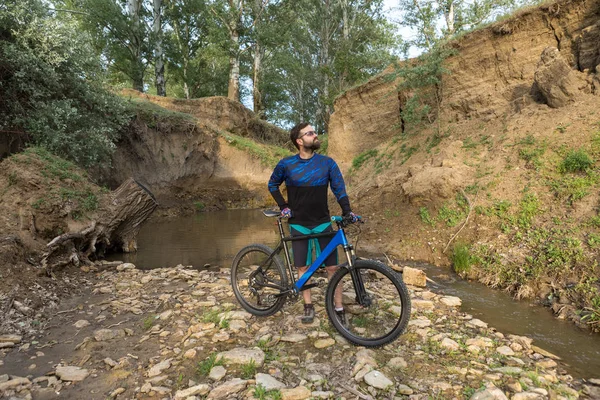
[344,211,361,224]
[280,207,292,218]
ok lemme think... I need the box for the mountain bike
[230,210,411,347]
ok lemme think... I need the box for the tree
[0,0,130,167]
[163,0,230,99]
[259,0,398,131]
[153,0,166,95]
[63,0,153,91]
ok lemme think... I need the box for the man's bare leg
[298,266,312,304]
[325,265,343,308]
[298,266,315,324]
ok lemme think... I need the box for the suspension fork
[345,245,371,307]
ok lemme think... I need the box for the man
[268,122,358,324]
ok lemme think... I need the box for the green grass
[351,149,378,170]
[240,359,257,379]
[452,243,473,275]
[253,384,282,400]
[194,201,205,211]
[196,353,225,377]
[221,132,292,168]
[560,148,594,173]
[419,207,435,226]
[142,315,158,330]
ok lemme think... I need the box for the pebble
[363,370,393,389]
[73,320,90,328]
[280,386,311,400]
[55,366,89,382]
[209,365,227,381]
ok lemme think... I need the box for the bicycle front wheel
[231,244,288,317]
[326,259,411,347]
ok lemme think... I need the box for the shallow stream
[108,209,600,378]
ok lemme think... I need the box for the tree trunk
[227,0,242,102]
[128,0,145,92]
[153,0,166,96]
[228,30,240,101]
[253,41,263,117]
[41,178,158,274]
[444,1,454,34]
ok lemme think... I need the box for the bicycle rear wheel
[326,259,411,347]
[231,244,288,316]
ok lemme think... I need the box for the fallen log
[42,178,157,274]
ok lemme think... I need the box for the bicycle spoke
[327,260,411,346]
[232,245,287,315]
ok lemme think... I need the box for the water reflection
[108,209,280,269]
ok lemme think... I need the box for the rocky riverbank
[1,263,599,400]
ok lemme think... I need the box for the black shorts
[290,224,338,268]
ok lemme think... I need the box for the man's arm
[329,159,352,215]
[268,161,288,210]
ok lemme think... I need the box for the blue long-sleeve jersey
[268,153,351,225]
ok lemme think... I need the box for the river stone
[217,347,265,366]
[207,379,247,399]
[470,387,509,400]
[147,359,172,377]
[174,384,210,399]
[212,331,230,342]
[73,320,90,329]
[466,337,493,348]
[364,370,393,389]
[397,384,414,395]
[496,346,514,356]
[94,328,123,341]
[220,310,252,321]
[467,319,488,329]
[0,375,8,383]
[0,334,22,343]
[183,349,197,359]
[311,391,335,399]
[511,392,544,400]
[280,386,311,400]
[228,319,246,332]
[535,358,557,369]
[440,337,460,351]
[402,266,427,287]
[506,380,523,393]
[116,263,136,271]
[411,299,434,310]
[55,366,89,382]
[0,343,14,349]
[387,357,408,369]
[353,349,378,375]
[280,333,308,343]
[440,296,462,307]
[0,377,31,392]
[530,345,560,360]
[584,384,600,398]
[209,365,226,381]
[314,338,335,349]
[493,366,523,374]
[408,318,431,328]
[508,335,533,350]
[255,373,286,390]
[354,364,373,382]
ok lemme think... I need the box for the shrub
[560,149,594,173]
[452,243,473,275]
[0,0,130,168]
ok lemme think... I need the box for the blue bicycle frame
[294,226,350,291]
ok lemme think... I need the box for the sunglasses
[299,130,317,138]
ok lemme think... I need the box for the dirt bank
[327,0,600,332]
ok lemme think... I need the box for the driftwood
[42,178,157,274]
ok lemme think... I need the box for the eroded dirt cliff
[328,0,600,331]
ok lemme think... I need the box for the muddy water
[109,209,600,378]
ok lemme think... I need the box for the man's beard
[305,139,321,151]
